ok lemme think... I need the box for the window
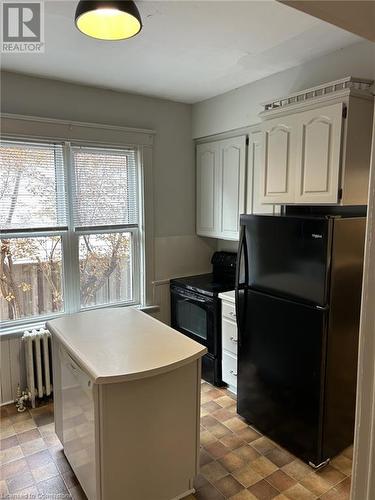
[0,140,142,327]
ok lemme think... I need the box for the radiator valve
[15,385,31,413]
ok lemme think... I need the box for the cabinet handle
[230,336,238,343]
[229,311,236,318]
[229,370,237,377]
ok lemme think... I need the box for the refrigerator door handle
[235,224,248,347]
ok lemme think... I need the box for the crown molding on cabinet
[260,77,374,119]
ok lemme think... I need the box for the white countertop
[47,307,207,384]
[219,290,235,303]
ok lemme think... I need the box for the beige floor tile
[218,451,246,473]
[210,422,234,439]
[233,444,260,462]
[266,470,297,492]
[249,456,278,478]
[224,417,249,433]
[0,457,29,480]
[232,464,263,488]
[229,489,258,500]
[0,416,12,428]
[214,474,244,497]
[200,449,215,467]
[213,407,235,422]
[251,436,277,455]
[0,435,18,450]
[6,471,34,494]
[0,480,9,496]
[315,465,346,487]
[216,395,237,408]
[43,432,61,448]
[283,483,317,500]
[201,430,218,447]
[9,412,33,424]
[220,434,246,451]
[0,425,16,439]
[282,460,312,481]
[330,455,353,476]
[201,460,229,483]
[300,471,332,496]
[38,423,55,436]
[265,448,294,468]
[202,415,220,429]
[248,478,279,499]
[204,440,231,459]
[341,446,353,461]
[17,428,41,444]
[0,445,24,464]
[20,438,47,456]
[31,461,59,483]
[236,427,262,443]
[13,419,37,434]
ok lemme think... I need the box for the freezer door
[237,289,327,465]
[242,214,331,305]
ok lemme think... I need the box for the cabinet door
[196,142,219,237]
[261,116,297,204]
[295,103,343,204]
[247,129,278,215]
[218,136,246,240]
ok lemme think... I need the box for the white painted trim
[352,102,375,500]
[1,113,155,147]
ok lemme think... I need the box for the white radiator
[22,328,53,408]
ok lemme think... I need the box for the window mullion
[61,142,80,314]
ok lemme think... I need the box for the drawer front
[222,301,237,322]
[222,351,238,388]
[222,318,238,355]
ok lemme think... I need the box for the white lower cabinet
[222,352,238,391]
[54,340,202,500]
[219,293,238,394]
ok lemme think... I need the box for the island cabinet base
[54,342,202,500]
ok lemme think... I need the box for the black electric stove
[170,251,237,386]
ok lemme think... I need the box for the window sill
[0,304,160,339]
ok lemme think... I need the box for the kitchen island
[47,307,207,500]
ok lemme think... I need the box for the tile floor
[0,382,353,499]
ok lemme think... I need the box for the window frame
[0,135,147,332]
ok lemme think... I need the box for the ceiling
[1,0,362,103]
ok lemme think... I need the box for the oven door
[170,286,216,355]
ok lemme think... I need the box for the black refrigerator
[235,213,365,467]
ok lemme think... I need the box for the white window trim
[0,114,156,336]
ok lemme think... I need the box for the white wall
[192,40,375,138]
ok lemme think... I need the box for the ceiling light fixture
[75,1,142,41]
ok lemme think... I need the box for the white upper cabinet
[261,116,297,204]
[246,128,276,215]
[196,136,246,240]
[196,142,219,237]
[219,137,246,239]
[295,103,343,204]
[259,77,374,206]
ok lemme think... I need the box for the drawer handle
[230,336,238,343]
[229,311,236,318]
[229,370,237,377]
